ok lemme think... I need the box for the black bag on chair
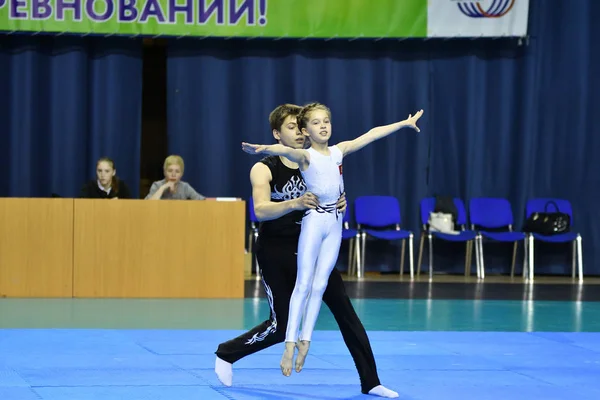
[523,201,571,235]
[433,195,458,223]
[429,195,459,233]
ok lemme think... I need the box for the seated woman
[79,157,132,199]
[145,155,206,200]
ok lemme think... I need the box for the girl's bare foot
[295,340,310,372]
[280,341,296,376]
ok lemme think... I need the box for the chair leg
[408,234,414,280]
[417,232,425,277]
[478,235,486,280]
[253,231,260,275]
[521,237,528,279]
[247,231,253,276]
[571,239,576,280]
[464,241,471,277]
[576,235,583,283]
[428,233,434,280]
[474,239,481,279]
[359,232,367,279]
[400,239,406,276]
[468,241,473,276]
[511,241,518,277]
[527,235,535,282]
[348,238,355,277]
[355,235,362,277]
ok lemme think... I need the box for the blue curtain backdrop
[0,36,143,198]
[166,0,600,276]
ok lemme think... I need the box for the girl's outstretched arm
[336,109,424,157]
[241,143,310,169]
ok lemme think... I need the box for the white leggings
[285,208,343,343]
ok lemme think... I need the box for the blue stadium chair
[524,198,583,282]
[417,198,478,279]
[342,205,362,277]
[469,197,527,279]
[355,196,414,279]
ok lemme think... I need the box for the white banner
[427,0,530,37]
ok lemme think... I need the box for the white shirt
[97,180,111,194]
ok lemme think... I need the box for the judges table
[0,198,245,299]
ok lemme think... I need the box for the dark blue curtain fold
[0,36,143,198]
[167,0,600,275]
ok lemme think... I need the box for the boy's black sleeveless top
[257,155,307,239]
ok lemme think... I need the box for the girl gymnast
[242,103,423,377]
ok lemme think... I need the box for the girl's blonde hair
[297,102,332,131]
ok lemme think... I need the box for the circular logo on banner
[457,0,515,18]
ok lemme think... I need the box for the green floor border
[1,298,599,332]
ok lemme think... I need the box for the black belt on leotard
[303,187,344,220]
[303,201,341,220]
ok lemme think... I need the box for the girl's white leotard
[285,145,345,343]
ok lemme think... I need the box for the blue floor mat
[1,329,600,400]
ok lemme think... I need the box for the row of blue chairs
[248,196,583,282]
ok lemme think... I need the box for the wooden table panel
[0,198,74,297]
[73,199,245,298]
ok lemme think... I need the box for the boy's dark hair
[269,104,302,131]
